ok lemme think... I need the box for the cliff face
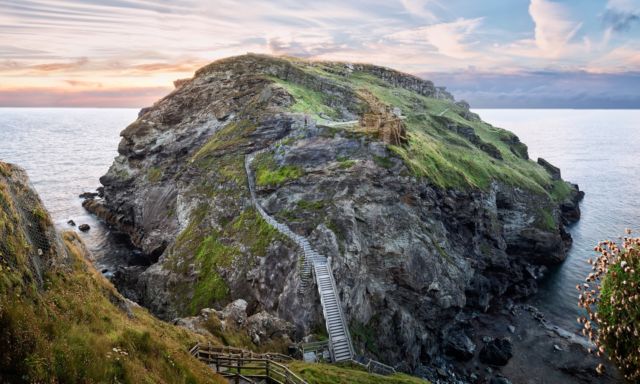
[86,54,583,370]
[0,162,224,383]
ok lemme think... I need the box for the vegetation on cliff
[578,230,640,381]
[0,162,224,384]
[266,59,572,198]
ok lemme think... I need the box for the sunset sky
[1,0,639,107]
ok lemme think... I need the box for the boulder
[79,191,99,199]
[78,224,91,232]
[480,337,513,366]
[490,376,513,384]
[67,219,76,227]
[219,299,248,326]
[245,311,295,346]
[443,330,476,361]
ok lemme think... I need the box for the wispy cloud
[387,18,483,59]
[400,0,442,22]
[529,0,583,57]
[603,0,640,31]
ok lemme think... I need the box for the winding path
[244,149,355,363]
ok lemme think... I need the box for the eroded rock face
[87,54,583,372]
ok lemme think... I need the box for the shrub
[577,230,640,380]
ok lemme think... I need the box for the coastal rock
[537,158,561,180]
[78,223,90,232]
[444,330,476,361]
[479,337,513,366]
[67,219,76,226]
[79,191,99,199]
[490,376,512,384]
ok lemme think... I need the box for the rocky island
[79,54,615,383]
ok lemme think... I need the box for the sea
[0,107,638,331]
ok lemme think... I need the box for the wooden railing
[190,343,307,384]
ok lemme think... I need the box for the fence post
[265,360,270,380]
[235,359,240,384]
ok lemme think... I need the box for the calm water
[0,108,140,271]
[0,108,638,330]
[477,109,640,330]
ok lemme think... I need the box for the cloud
[64,79,103,87]
[31,58,90,72]
[400,0,441,22]
[387,18,483,59]
[603,0,640,31]
[528,0,583,57]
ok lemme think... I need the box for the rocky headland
[82,54,610,382]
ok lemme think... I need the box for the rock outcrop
[85,54,584,372]
[174,299,295,349]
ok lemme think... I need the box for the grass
[254,152,304,187]
[337,158,356,169]
[268,77,340,122]
[192,120,256,164]
[288,362,430,384]
[189,234,234,313]
[297,199,326,211]
[147,167,163,183]
[265,59,564,198]
[373,156,394,169]
[537,208,557,230]
[0,163,226,383]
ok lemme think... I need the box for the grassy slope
[267,60,573,200]
[288,362,430,384]
[0,163,225,384]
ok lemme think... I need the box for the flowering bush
[578,230,640,381]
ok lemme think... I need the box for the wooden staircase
[190,343,305,384]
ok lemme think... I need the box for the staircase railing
[244,148,354,362]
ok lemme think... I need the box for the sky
[1,0,639,108]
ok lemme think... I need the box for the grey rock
[79,191,99,199]
[444,330,476,361]
[490,376,512,384]
[480,337,513,366]
[537,158,561,180]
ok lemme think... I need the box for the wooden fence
[190,343,307,384]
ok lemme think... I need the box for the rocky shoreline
[80,54,610,382]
